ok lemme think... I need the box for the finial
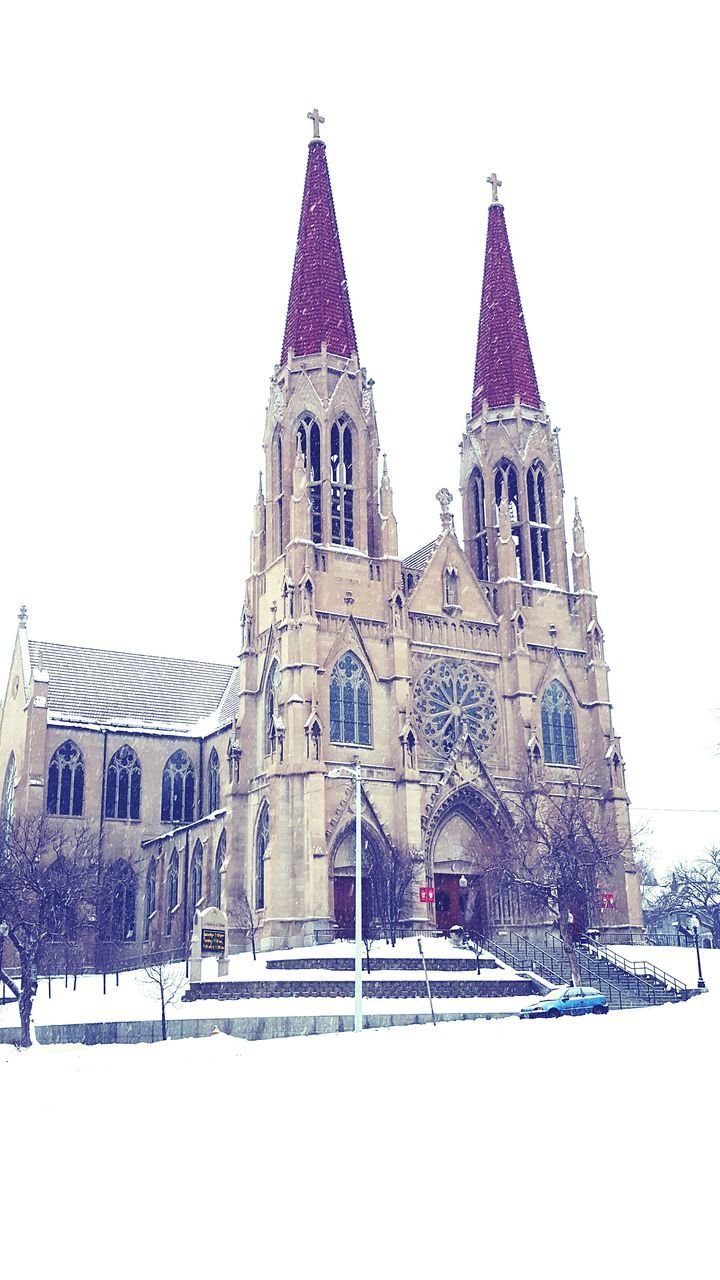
[257,471,264,500]
[307,107,325,140]
[435,487,454,532]
[486,172,502,203]
[382,453,389,479]
[573,496,581,521]
[18,604,28,628]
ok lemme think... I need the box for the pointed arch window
[255,803,269,909]
[527,460,552,583]
[2,752,16,834]
[165,847,179,934]
[47,740,85,817]
[106,745,141,821]
[161,750,195,825]
[296,413,322,543]
[265,660,281,757]
[207,748,220,813]
[330,414,355,547]
[329,653,372,746]
[470,469,489,580]
[541,681,578,766]
[494,458,525,579]
[190,840,203,909]
[99,860,136,942]
[214,830,226,910]
[144,857,157,941]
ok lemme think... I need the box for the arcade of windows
[43,740,224,825]
[468,457,553,585]
[292,411,356,549]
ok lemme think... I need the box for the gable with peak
[407,530,497,624]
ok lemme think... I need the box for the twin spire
[280,114,541,416]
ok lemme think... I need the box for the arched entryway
[331,825,377,939]
[429,788,511,936]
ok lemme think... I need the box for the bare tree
[653,850,720,947]
[365,842,424,946]
[507,769,627,985]
[235,887,261,960]
[143,961,186,1041]
[0,814,98,1047]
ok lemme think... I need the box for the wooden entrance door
[333,876,372,938]
[434,873,463,933]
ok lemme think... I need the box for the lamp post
[688,914,706,990]
[328,761,363,1032]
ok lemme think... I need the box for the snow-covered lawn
[1,949,718,1277]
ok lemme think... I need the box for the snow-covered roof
[402,538,440,578]
[28,640,237,736]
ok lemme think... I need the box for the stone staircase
[473,928,691,1010]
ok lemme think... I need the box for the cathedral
[0,116,643,963]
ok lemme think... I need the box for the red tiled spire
[280,139,358,365]
[471,201,541,416]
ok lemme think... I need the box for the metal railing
[470,928,634,1009]
[581,936,688,996]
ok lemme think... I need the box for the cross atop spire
[280,129,358,365]
[307,107,325,141]
[471,200,540,416]
[486,172,502,203]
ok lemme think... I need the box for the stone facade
[0,130,643,968]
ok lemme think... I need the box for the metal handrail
[471,929,628,1010]
[581,936,688,995]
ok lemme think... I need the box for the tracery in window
[541,681,577,765]
[275,431,284,556]
[47,740,85,817]
[41,856,78,941]
[214,830,226,910]
[165,848,179,934]
[255,803,269,909]
[494,458,524,579]
[470,469,489,580]
[329,652,372,746]
[106,745,141,821]
[330,414,354,547]
[413,658,499,760]
[527,460,552,583]
[1,751,16,833]
[161,750,195,825]
[296,413,322,543]
[207,748,220,813]
[144,857,157,940]
[190,840,203,908]
[99,860,136,942]
[265,660,281,757]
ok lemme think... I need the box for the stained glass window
[144,857,157,940]
[106,745,141,821]
[165,848,179,934]
[99,860,136,942]
[256,803,269,909]
[214,830,226,909]
[413,658,498,760]
[1,751,16,833]
[207,748,220,813]
[329,653,372,746]
[161,750,195,824]
[47,740,84,817]
[541,681,578,765]
[190,840,203,907]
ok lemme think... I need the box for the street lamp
[688,914,706,990]
[328,761,363,1032]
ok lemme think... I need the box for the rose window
[413,658,498,760]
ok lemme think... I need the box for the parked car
[520,985,609,1019]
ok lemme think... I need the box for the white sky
[1,2,718,873]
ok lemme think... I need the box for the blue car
[520,984,609,1019]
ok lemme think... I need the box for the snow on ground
[0,938,533,1027]
[1,949,719,1277]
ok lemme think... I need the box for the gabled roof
[28,640,236,735]
[402,539,440,578]
[471,201,541,416]
[280,139,358,364]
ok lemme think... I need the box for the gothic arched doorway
[331,826,376,939]
[429,790,509,936]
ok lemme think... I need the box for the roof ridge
[29,638,235,669]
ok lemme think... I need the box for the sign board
[419,886,436,904]
[600,892,616,911]
[201,927,226,954]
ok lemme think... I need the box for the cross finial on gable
[486,172,502,203]
[435,487,455,532]
[18,604,28,628]
[307,107,325,140]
